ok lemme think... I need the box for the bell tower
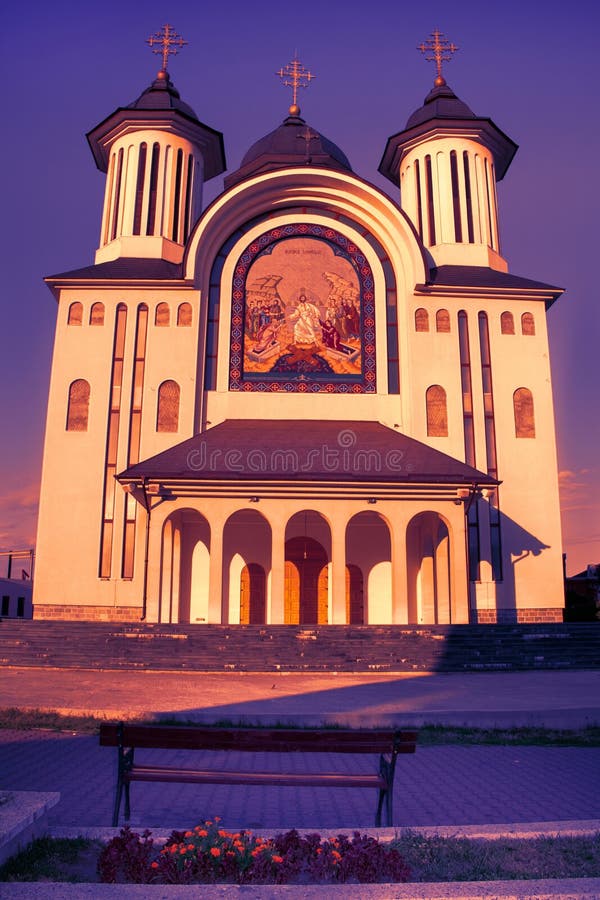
[87,25,225,265]
[379,30,517,271]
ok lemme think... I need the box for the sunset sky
[1,0,598,576]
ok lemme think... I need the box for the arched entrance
[407,512,452,624]
[223,510,271,624]
[284,536,328,624]
[240,563,266,624]
[160,509,210,624]
[345,512,392,623]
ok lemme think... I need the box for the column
[207,517,224,623]
[269,518,287,624]
[391,514,409,624]
[330,518,347,624]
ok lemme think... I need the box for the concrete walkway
[3,666,600,728]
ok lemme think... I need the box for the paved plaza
[1,667,600,832]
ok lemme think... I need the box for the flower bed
[98,819,411,885]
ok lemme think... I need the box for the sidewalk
[3,667,600,728]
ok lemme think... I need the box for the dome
[405,81,476,129]
[128,71,199,120]
[224,114,351,189]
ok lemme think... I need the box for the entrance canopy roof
[118,420,496,487]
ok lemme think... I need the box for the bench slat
[99,724,416,755]
[126,766,386,789]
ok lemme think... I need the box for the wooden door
[345,564,364,624]
[240,563,266,624]
[284,537,328,625]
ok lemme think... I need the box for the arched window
[426,385,448,437]
[513,387,535,438]
[177,302,192,327]
[157,380,180,432]
[436,309,450,333]
[155,303,170,326]
[415,308,429,332]
[500,311,515,335]
[67,302,83,325]
[66,379,90,431]
[89,302,105,325]
[521,312,535,335]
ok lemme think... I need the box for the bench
[99,723,417,828]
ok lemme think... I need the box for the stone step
[0,620,598,672]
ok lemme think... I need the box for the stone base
[472,608,564,624]
[0,791,60,866]
[33,605,141,622]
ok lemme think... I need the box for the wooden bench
[99,723,417,828]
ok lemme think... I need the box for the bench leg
[112,776,123,828]
[375,788,385,827]
[385,785,393,826]
[124,781,131,822]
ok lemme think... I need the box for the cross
[276,54,315,116]
[297,126,320,163]
[418,29,458,86]
[147,24,188,73]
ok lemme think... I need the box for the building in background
[34,30,564,625]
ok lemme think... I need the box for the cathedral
[34,29,565,626]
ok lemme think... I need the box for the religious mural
[229,224,376,392]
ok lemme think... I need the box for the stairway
[0,621,598,672]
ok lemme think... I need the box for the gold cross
[418,29,458,86]
[276,55,315,116]
[147,24,188,73]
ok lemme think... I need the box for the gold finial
[276,54,315,116]
[418,29,458,87]
[147,23,188,75]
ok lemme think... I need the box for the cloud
[0,481,40,556]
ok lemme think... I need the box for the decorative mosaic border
[228,223,376,393]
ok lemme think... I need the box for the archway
[406,512,452,624]
[223,510,271,624]
[160,509,210,624]
[346,512,392,623]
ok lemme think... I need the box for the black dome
[128,71,198,120]
[224,114,351,189]
[405,81,476,129]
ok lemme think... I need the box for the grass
[1,832,599,883]
[0,707,599,746]
[0,836,100,883]
[391,831,600,882]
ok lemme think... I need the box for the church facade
[34,41,565,626]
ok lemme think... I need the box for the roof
[45,258,184,283]
[406,82,476,128]
[224,114,351,189]
[127,71,198,119]
[415,266,564,303]
[118,419,496,485]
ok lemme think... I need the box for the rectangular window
[425,155,436,245]
[17,597,25,617]
[463,152,474,243]
[414,159,423,240]
[1,595,9,616]
[450,151,462,242]
[122,305,148,579]
[99,304,127,578]
[478,313,503,581]
[458,312,476,467]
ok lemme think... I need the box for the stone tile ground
[1,729,599,830]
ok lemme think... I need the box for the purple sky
[1,1,598,576]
